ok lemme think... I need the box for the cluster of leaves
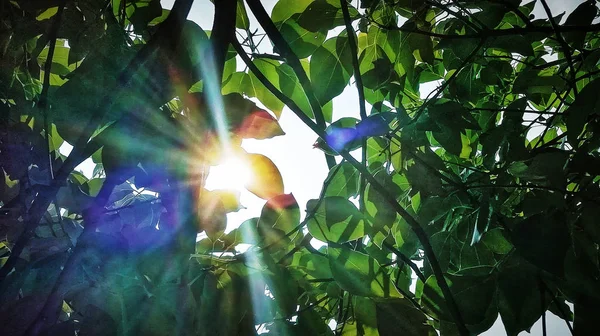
[2,0,600,335]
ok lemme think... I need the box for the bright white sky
[69,0,581,334]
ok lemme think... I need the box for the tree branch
[393,39,485,133]
[370,20,600,39]
[210,0,237,83]
[383,241,426,283]
[245,0,336,169]
[539,0,578,95]
[340,153,469,335]
[487,0,534,28]
[39,0,67,181]
[340,0,368,223]
[539,275,548,336]
[234,36,469,336]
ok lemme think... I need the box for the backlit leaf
[235,110,285,139]
[328,245,402,298]
[307,196,366,243]
[244,153,284,199]
[310,36,353,104]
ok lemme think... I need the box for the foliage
[1,0,600,335]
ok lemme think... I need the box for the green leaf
[235,0,250,29]
[563,1,597,49]
[471,191,492,245]
[392,218,419,257]
[511,213,569,276]
[310,36,353,104]
[296,0,357,32]
[272,0,327,59]
[307,196,366,243]
[365,137,389,168]
[437,38,480,62]
[128,0,162,34]
[423,274,497,333]
[513,69,566,95]
[36,7,59,20]
[487,35,534,56]
[244,59,285,117]
[244,153,285,200]
[432,125,462,156]
[365,170,399,234]
[405,164,444,196]
[323,161,359,198]
[38,45,72,74]
[290,249,333,280]
[271,0,312,22]
[480,228,513,254]
[328,245,402,298]
[353,296,378,327]
[471,3,510,28]
[565,77,600,147]
[277,62,314,119]
[297,308,335,336]
[222,55,236,83]
[259,193,300,235]
[497,255,548,336]
[222,71,248,94]
[407,34,434,65]
[377,299,437,336]
[85,178,104,197]
[480,61,513,86]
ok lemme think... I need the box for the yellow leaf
[244,153,284,200]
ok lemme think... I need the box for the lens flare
[204,154,252,192]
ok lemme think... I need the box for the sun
[204,154,253,192]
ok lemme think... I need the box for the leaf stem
[394,39,485,133]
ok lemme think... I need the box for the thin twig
[539,0,578,95]
[392,39,486,133]
[487,0,534,28]
[427,0,482,32]
[339,152,470,335]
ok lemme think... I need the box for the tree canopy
[1,0,600,335]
